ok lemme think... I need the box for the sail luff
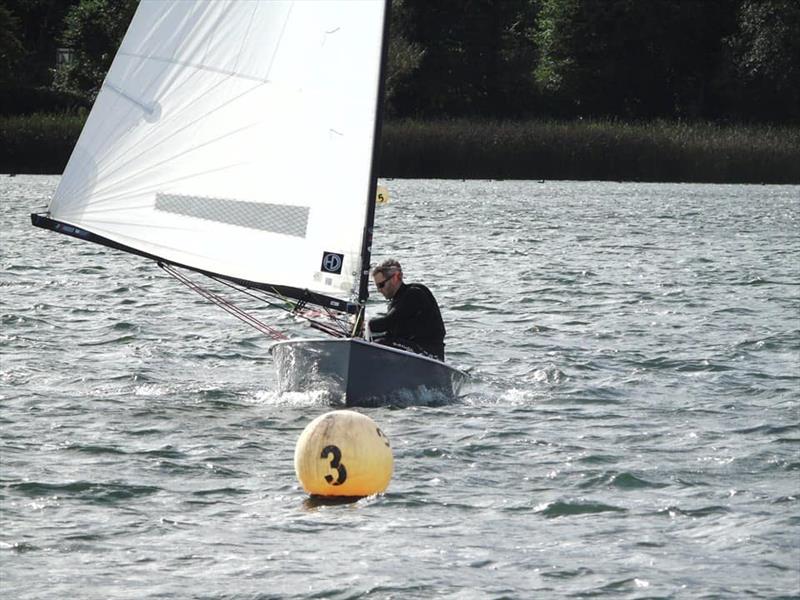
[357,0,392,306]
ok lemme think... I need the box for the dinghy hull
[271,338,467,407]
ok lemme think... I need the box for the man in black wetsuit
[368,259,446,361]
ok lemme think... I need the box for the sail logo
[321,252,344,274]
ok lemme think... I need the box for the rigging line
[113,52,270,85]
[309,320,346,338]
[291,299,350,329]
[294,305,349,335]
[223,275,349,336]
[323,306,351,335]
[293,304,351,335]
[161,263,348,341]
[263,284,324,317]
[206,272,319,317]
[166,267,281,338]
[274,288,352,336]
[159,263,287,341]
[163,264,286,340]
[206,273,296,312]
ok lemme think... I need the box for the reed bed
[2,113,798,183]
[1,113,85,174]
[381,119,800,184]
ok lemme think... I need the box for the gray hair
[371,258,402,278]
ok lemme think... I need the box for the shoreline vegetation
[2,113,798,184]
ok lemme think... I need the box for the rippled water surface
[2,176,799,599]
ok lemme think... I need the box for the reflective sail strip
[155,193,309,237]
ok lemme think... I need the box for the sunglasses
[375,273,396,289]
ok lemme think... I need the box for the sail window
[155,193,308,237]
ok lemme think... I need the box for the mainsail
[33,0,388,314]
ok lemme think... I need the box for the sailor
[368,259,446,360]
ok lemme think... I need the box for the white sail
[48,0,386,302]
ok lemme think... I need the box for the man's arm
[368,308,395,333]
[369,288,424,333]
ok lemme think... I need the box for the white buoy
[295,410,393,497]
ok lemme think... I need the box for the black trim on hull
[30,213,357,314]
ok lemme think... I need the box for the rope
[158,263,288,341]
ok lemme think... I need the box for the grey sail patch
[155,193,309,238]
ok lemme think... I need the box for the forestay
[45,0,386,308]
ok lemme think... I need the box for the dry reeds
[1,113,84,174]
[2,113,797,183]
[380,119,800,183]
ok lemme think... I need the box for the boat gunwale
[269,337,469,378]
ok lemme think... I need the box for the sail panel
[48,0,386,303]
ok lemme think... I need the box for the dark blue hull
[270,338,467,407]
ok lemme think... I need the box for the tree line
[2,0,798,124]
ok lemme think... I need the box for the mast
[357,0,392,307]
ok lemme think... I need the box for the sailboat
[31,0,467,406]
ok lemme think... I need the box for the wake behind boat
[28,0,467,406]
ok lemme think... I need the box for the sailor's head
[372,259,403,299]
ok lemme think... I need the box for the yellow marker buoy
[295,410,393,497]
[376,184,389,205]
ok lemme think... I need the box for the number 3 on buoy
[294,410,393,497]
[321,444,347,485]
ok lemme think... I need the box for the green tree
[54,0,427,110]
[386,0,426,116]
[0,6,25,84]
[494,0,541,116]
[53,0,138,98]
[535,0,740,119]
[726,0,800,122]
[3,0,79,86]
[392,0,540,118]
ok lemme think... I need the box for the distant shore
[2,114,798,183]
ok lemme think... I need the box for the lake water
[2,176,799,599]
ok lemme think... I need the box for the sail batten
[40,0,387,309]
[114,52,275,85]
